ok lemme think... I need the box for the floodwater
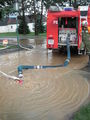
[0,38,90,120]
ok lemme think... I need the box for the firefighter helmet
[82,20,88,27]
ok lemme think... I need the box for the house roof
[0,16,30,26]
[7,18,16,24]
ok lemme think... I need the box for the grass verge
[0,32,46,37]
[0,45,17,49]
[73,103,90,120]
[0,45,4,48]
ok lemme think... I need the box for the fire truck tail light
[48,39,54,45]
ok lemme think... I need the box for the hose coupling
[18,71,23,78]
[65,59,70,63]
[35,65,42,69]
[37,65,42,69]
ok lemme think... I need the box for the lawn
[0,32,17,37]
[0,32,46,37]
[73,103,90,120]
[0,44,18,49]
[0,45,4,48]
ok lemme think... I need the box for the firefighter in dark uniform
[82,21,90,66]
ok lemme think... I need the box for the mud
[0,38,90,120]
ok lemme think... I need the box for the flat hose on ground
[0,44,32,51]
[0,70,20,80]
[0,46,10,50]
[18,33,71,78]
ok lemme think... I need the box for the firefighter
[82,20,90,66]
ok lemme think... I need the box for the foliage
[18,18,30,34]
[0,0,14,20]
[0,0,14,7]
[40,23,45,33]
[73,104,90,120]
[0,45,4,48]
[36,15,46,33]
[43,0,65,9]
[16,0,30,35]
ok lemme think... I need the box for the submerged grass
[73,103,90,120]
[0,45,4,48]
[0,32,17,37]
[0,45,18,49]
[7,45,18,49]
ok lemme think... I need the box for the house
[0,14,46,33]
[0,16,34,33]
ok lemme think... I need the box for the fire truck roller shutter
[58,17,78,45]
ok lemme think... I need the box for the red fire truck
[47,4,90,54]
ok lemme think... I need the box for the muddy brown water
[0,38,90,120]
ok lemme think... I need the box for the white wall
[0,24,17,33]
[28,23,34,32]
[0,23,34,33]
[0,26,8,33]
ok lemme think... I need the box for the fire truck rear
[47,2,90,54]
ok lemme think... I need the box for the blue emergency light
[64,7,73,11]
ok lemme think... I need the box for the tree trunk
[69,0,71,6]
[40,0,43,33]
[33,0,38,36]
[22,0,26,35]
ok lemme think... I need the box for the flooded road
[0,38,90,120]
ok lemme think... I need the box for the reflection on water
[20,38,46,49]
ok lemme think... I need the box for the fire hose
[0,70,23,85]
[17,33,71,78]
[0,44,32,51]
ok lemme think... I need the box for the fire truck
[47,1,90,54]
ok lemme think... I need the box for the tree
[16,0,30,34]
[25,0,40,35]
[0,0,14,7]
[18,17,30,34]
[33,0,38,35]
[0,0,14,20]
[27,0,46,34]
[39,0,45,33]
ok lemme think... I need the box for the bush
[18,19,30,34]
